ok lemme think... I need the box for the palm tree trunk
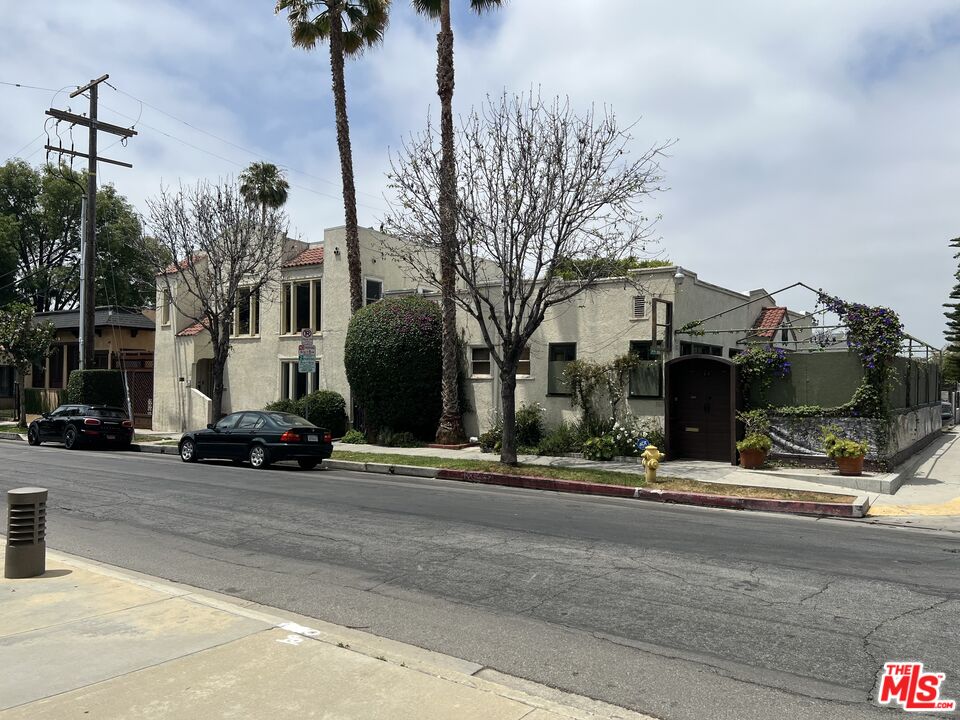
[328,3,364,315]
[434,0,464,444]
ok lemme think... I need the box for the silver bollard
[4,487,47,579]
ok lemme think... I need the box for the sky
[2,0,958,345]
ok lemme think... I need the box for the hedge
[67,370,126,408]
[264,390,348,437]
[344,295,442,440]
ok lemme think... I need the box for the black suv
[27,405,134,449]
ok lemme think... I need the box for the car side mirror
[41,412,50,419]
[206,423,216,431]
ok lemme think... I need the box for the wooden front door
[666,356,736,464]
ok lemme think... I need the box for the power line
[0,81,60,92]
[100,82,389,207]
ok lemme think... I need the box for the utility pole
[45,74,136,369]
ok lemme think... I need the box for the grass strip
[331,451,855,504]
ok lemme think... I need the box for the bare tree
[385,93,670,464]
[146,180,288,420]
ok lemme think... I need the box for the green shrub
[514,402,545,446]
[264,398,299,414]
[340,429,367,444]
[478,425,502,453]
[298,390,347,437]
[582,435,616,461]
[736,433,772,452]
[67,370,125,408]
[344,296,442,440]
[821,426,868,458]
[537,422,579,456]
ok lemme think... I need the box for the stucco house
[152,226,426,432]
[151,225,810,439]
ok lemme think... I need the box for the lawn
[331,451,855,504]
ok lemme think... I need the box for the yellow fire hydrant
[640,445,666,483]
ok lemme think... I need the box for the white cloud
[2,0,958,344]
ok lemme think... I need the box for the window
[628,341,662,398]
[680,341,722,357]
[93,351,109,369]
[652,299,673,351]
[632,295,646,319]
[215,414,242,431]
[728,348,743,359]
[547,343,576,395]
[236,413,264,430]
[295,282,311,332]
[281,279,321,334]
[471,347,492,377]
[365,278,383,305]
[234,288,260,336]
[31,361,46,388]
[48,344,65,389]
[0,367,14,397]
[67,344,80,376]
[517,346,531,376]
[281,360,321,401]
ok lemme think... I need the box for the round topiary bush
[344,296,442,440]
[299,390,348,437]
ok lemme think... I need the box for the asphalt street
[2,441,959,720]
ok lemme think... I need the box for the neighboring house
[450,266,811,437]
[152,227,812,441]
[11,307,156,426]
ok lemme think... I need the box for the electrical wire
[103,81,388,204]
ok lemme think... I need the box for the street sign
[301,328,313,341]
[298,344,317,373]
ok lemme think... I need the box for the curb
[129,442,180,455]
[324,458,439,478]
[322,459,868,518]
[0,432,25,442]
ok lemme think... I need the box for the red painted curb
[434,469,860,517]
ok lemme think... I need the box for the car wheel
[27,425,41,446]
[297,459,319,471]
[179,439,198,463]
[248,444,270,469]
[63,426,79,450]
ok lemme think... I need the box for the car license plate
[307,434,318,442]
[106,434,116,440]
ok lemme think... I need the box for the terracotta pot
[738,448,767,470]
[835,455,865,476]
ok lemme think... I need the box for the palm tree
[412,0,504,444]
[276,0,389,315]
[239,161,290,224]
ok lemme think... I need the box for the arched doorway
[665,356,738,464]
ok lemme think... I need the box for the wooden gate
[665,355,738,464]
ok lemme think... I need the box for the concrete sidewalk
[0,546,650,720]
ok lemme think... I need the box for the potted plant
[736,433,772,469]
[736,409,772,469]
[822,426,869,476]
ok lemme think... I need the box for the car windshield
[88,408,127,419]
[265,413,317,427]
